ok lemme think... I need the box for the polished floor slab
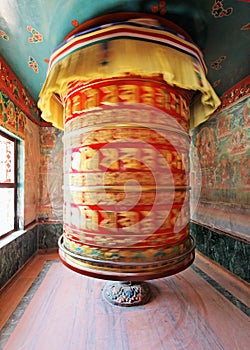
[0,251,249,350]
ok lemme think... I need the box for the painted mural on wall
[190,94,250,238]
[0,56,41,227]
[0,91,26,139]
[24,119,40,226]
[39,127,63,222]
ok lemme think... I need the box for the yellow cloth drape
[38,39,221,130]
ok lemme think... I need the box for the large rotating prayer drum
[38,13,221,282]
[61,77,194,280]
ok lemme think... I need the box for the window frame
[0,130,18,237]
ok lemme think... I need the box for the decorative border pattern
[215,75,249,112]
[0,56,41,122]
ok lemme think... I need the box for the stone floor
[0,251,249,350]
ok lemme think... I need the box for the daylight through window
[0,131,17,237]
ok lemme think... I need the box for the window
[0,130,22,237]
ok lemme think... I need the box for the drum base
[102,281,152,307]
[58,235,196,281]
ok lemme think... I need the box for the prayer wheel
[38,13,221,305]
[60,76,195,281]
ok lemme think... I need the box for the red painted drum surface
[59,77,196,280]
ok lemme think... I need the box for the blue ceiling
[0,0,249,103]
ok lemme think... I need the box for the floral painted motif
[0,30,9,40]
[213,79,221,88]
[151,1,167,15]
[212,0,233,18]
[211,56,226,70]
[241,23,250,30]
[71,19,79,27]
[26,26,43,43]
[28,56,38,73]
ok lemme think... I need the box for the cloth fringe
[38,37,220,130]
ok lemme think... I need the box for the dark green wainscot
[191,221,250,283]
